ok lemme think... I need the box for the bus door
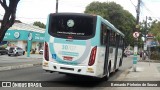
[114,34,120,70]
[100,23,110,75]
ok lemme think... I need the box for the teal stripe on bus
[91,16,101,46]
[45,15,51,42]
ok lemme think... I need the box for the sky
[0,0,160,24]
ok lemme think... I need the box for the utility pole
[133,0,141,72]
[136,0,141,27]
[56,0,58,13]
[144,16,147,52]
[144,16,151,66]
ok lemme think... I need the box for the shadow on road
[43,70,123,87]
[44,76,105,87]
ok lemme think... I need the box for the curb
[138,60,160,63]
[17,58,43,59]
[115,67,131,81]
[0,63,42,72]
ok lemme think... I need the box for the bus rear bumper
[42,62,103,78]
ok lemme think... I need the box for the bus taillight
[44,42,49,61]
[88,46,97,66]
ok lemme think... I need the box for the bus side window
[110,31,116,47]
[100,23,108,45]
[119,36,124,49]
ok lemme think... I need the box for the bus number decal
[62,45,68,50]
[62,45,76,51]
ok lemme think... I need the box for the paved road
[0,54,42,67]
[0,56,133,90]
[0,56,132,80]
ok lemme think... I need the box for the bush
[150,51,160,60]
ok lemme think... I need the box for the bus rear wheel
[102,63,111,81]
[119,58,122,67]
[23,51,25,55]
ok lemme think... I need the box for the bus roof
[97,15,125,37]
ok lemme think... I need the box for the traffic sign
[136,25,140,28]
[133,32,139,38]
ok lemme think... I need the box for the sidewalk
[125,62,160,81]
[117,56,160,81]
[0,54,43,71]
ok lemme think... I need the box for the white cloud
[0,0,160,24]
[140,1,160,20]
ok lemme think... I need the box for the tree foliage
[149,21,160,41]
[85,1,136,46]
[33,21,46,29]
[0,0,20,42]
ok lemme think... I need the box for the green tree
[33,21,46,29]
[149,21,160,41]
[85,1,136,46]
[0,0,20,42]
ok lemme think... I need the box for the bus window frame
[109,30,117,47]
[48,13,97,40]
[100,22,110,45]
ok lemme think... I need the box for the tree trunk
[0,0,20,42]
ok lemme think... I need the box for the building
[1,22,45,54]
[146,33,159,47]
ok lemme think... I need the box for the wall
[3,30,45,53]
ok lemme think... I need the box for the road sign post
[133,32,139,72]
[133,44,138,71]
[132,0,141,72]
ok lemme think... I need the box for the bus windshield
[48,13,96,39]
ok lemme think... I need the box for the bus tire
[103,61,111,81]
[115,68,119,72]
[23,51,25,55]
[119,58,122,67]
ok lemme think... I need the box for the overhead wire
[129,0,137,8]
[140,0,160,21]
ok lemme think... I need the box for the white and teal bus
[43,13,125,79]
